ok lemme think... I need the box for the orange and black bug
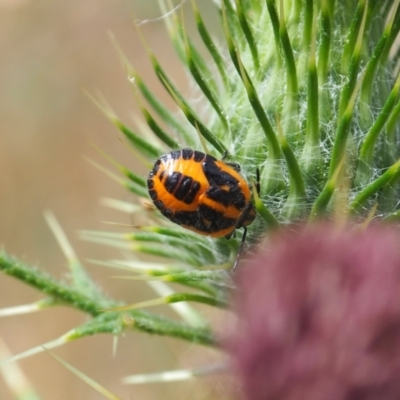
[147,148,257,270]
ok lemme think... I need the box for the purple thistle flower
[228,224,400,400]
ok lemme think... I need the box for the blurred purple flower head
[228,224,400,400]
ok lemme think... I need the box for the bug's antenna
[232,227,247,271]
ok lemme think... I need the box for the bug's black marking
[184,181,201,204]
[153,199,164,210]
[203,155,239,187]
[174,176,193,201]
[168,150,182,160]
[148,189,158,201]
[206,185,246,209]
[181,148,193,160]
[147,177,154,189]
[170,207,236,235]
[194,150,205,162]
[176,178,201,204]
[152,161,161,175]
[202,155,247,209]
[198,204,236,231]
[162,171,202,204]
[164,171,182,194]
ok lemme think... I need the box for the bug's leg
[255,167,260,195]
[220,150,241,172]
[232,227,247,271]
[226,162,241,172]
[225,231,234,240]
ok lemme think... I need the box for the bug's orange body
[147,149,256,238]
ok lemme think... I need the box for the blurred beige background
[0,1,226,399]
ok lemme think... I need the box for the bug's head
[240,203,256,228]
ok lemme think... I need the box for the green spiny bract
[123,0,400,267]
